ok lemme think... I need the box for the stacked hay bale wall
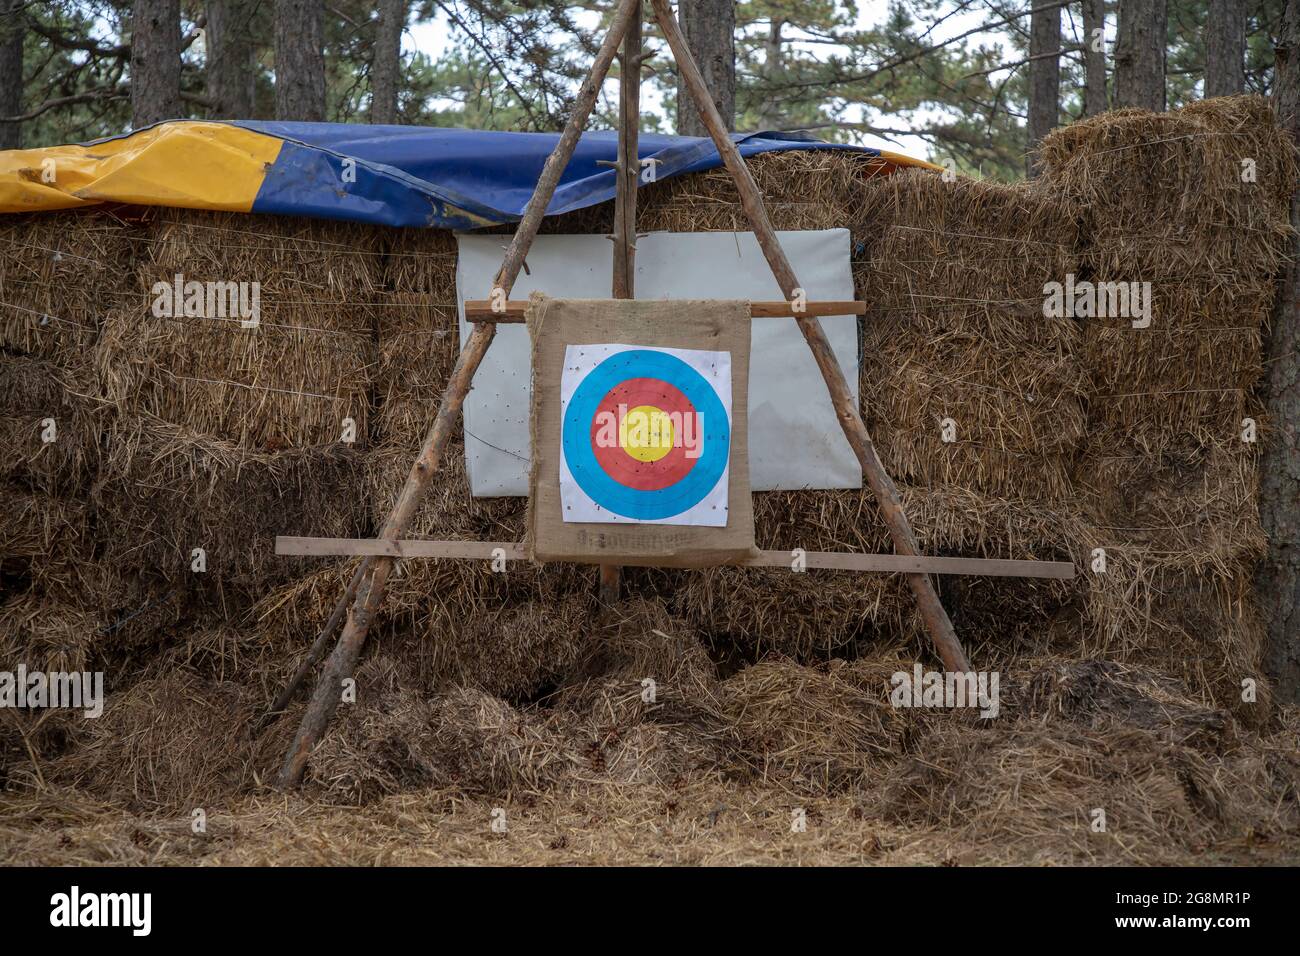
[1039,96,1296,716]
[0,95,1290,762]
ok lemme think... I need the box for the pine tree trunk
[1260,0,1300,702]
[755,18,783,130]
[1205,0,1246,98]
[370,0,404,124]
[1082,0,1108,117]
[676,0,734,135]
[275,0,325,121]
[205,0,256,118]
[131,0,182,128]
[1027,3,1061,177]
[1114,0,1166,111]
[0,0,23,149]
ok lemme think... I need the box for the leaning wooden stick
[651,0,972,673]
[252,558,369,735]
[600,8,643,607]
[276,0,644,787]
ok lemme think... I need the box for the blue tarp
[233,122,911,229]
[3,120,932,228]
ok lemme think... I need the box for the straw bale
[856,170,1086,500]
[1072,279,1273,451]
[0,209,140,367]
[1072,437,1267,714]
[1038,96,1295,281]
[94,306,375,451]
[629,149,893,235]
[365,443,595,620]
[0,354,105,494]
[92,416,369,601]
[87,212,385,449]
[373,228,460,449]
[0,485,94,594]
[1039,99,1289,451]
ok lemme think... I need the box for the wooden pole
[491,0,642,298]
[276,536,1077,579]
[651,0,972,673]
[601,5,643,607]
[253,557,368,735]
[276,0,643,787]
[465,299,867,320]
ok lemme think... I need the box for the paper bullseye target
[559,344,733,526]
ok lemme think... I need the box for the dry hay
[0,103,1293,859]
[556,598,721,717]
[720,657,909,795]
[0,354,106,495]
[1038,96,1295,280]
[875,722,1224,862]
[863,655,1297,863]
[1076,280,1273,445]
[3,763,1296,866]
[309,657,571,805]
[91,211,384,451]
[679,482,1085,661]
[626,148,895,235]
[550,599,734,788]
[856,170,1085,501]
[0,485,96,598]
[94,305,375,452]
[1080,555,1267,721]
[0,595,105,791]
[376,227,459,448]
[1013,659,1234,751]
[364,442,595,633]
[1040,98,1293,451]
[0,591,103,675]
[376,591,597,702]
[43,669,274,814]
[252,571,596,714]
[1071,438,1267,716]
[92,415,369,602]
[0,209,140,367]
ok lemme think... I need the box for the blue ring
[562,349,730,520]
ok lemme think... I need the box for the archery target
[559,344,732,526]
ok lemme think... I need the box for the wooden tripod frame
[271,0,986,787]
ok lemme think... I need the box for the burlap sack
[527,294,756,568]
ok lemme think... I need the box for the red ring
[590,378,698,491]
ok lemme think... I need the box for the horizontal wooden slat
[276,537,1075,579]
[462,299,868,322]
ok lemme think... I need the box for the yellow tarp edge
[0,121,281,214]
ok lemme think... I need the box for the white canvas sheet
[455,229,861,496]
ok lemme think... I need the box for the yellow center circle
[619,405,675,463]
